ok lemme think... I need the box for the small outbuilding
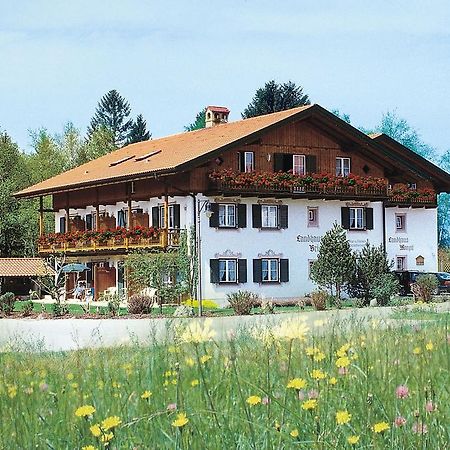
[0,258,54,298]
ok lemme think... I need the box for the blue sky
[1,0,449,153]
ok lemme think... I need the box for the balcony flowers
[38,226,160,247]
[388,184,436,203]
[209,169,387,192]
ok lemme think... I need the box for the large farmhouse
[16,105,450,302]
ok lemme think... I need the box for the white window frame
[159,205,175,229]
[396,213,406,232]
[336,157,351,177]
[349,207,364,230]
[407,183,417,190]
[261,205,278,228]
[261,258,279,282]
[219,259,237,283]
[307,207,319,227]
[218,204,236,228]
[244,151,254,173]
[293,154,306,175]
[396,256,407,271]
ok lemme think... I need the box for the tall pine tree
[88,89,133,147]
[310,223,354,304]
[184,109,206,131]
[242,80,310,119]
[127,114,151,144]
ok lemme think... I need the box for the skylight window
[135,150,162,162]
[109,155,135,167]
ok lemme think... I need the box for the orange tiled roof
[0,258,54,277]
[15,106,313,197]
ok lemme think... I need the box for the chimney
[205,106,230,128]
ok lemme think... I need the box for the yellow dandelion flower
[425,341,433,351]
[200,354,212,364]
[335,410,351,425]
[164,370,172,377]
[75,405,96,417]
[191,379,199,387]
[336,356,350,368]
[313,351,326,362]
[71,382,79,389]
[172,412,189,427]
[101,416,122,431]
[287,378,307,390]
[372,421,390,433]
[290,428,299,438]
[301,399,317,410]
[81,446,97,450]
[141,390,152,399]
[171,379,177,385]
[246,395,262,406]
[413,347,421,355]
[7,385,17,399]
[100,432,114,443]
[305,347,316,356]
[311,369,326,380]
[347,435,360,445]
[185,357,195,367]
[272,317,309,341]
[66,373,74,381]
[163,380,169,387]
[90,424,101,437]
[328,377,338,386]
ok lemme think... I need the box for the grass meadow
[1,315,449,449]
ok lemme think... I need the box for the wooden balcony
[38,229,181,255]
[386,192,437,208]
[210,178,388,200]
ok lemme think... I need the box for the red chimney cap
[206,106,230,113]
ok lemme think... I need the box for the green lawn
[1,316,448,449]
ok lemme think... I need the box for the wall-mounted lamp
[266,153,272,162]
[205,210,213,219]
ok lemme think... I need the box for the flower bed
[38,226,160,247]
[209,169,387,192]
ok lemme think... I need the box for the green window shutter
[253,259,262,283]
[365,207,374,230]
[238,259,247,283]
[305,155,317,174]
[280,259,289,282]
[273,153,284,172]
[341,207,350,229]
[279,205,289,229]
[151,206,160,228]
[173,204,180,228]
[252,204,262,228]
[237,204,247,228]
[209,203,219,227]
[210,259,220,283]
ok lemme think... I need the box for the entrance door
[93,264,117,300]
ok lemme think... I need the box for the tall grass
[1,317,448,449]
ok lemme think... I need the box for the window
[396,256,407,271]
[85,214,93,231]
[396,214,406,231]
[349,207,364,230]
[219,259,237,283]
[336,157,351,177]
[218,204,236,227]
[117,210,127,227]
[407,182,417,190]
[159,205,175,229]
[59,216,66,233]
[244,152,254,172]
[261,205,278,228]
[262,259,279,282]
[308,207,319,227]
[293,155,306,175]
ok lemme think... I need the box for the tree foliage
[88,89,133,147]
[185,109,206,131]
[348,242,392,304]
[127,114,151,144]
[310,223,354,302]
[242,80,310,119]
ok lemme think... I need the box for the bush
[411,274,439,303]
[22,300,34,317]
[310,290,327,311]
[227,290,258,315]
[128,294,155,315]
[260,299,275,314]
[52,301,69,317]
[370,273,400,306]
[183,299,219,309]
[0,292,16,315]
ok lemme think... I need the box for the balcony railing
[38,228,180,255]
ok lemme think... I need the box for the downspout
[382,200,387,253]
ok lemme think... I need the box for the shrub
[411,274,439,303]
[260,299,275,314]
[52,301,69,317]
[183,299,219,309]
[106,294,122,316]
[22,300,34,317]
[370,273,400,306]
[226,290,258,315]
[128,294,155,315]
[0,292,16,315]
[310,290,327,311]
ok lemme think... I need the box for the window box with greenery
[388,184,436,204]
